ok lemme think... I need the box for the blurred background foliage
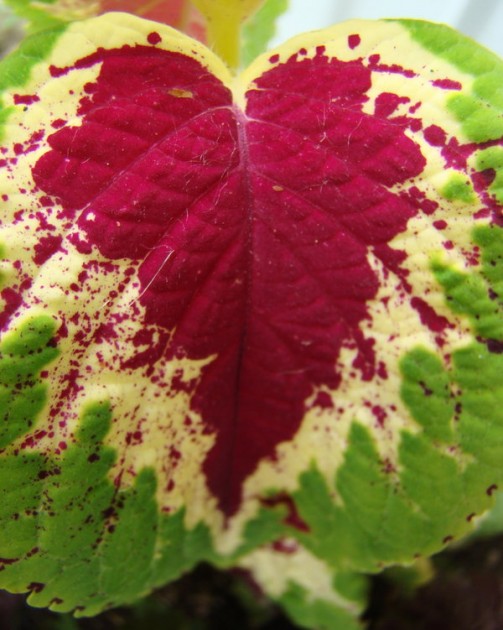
[3,529,503,629]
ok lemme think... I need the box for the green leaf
[241,0,288,67]
[4,0,66,33]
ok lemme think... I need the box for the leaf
[0,12,502,626]
[4,0,206,40]
[191,0,265,66]
[3,0,65,33]
[241,0,289,68]
[0,3,23,56]
[100,1,206,41]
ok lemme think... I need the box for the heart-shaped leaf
[0,13,502,627]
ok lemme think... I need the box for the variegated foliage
[0,13,502,629]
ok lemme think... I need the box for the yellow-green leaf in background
[242,0,288,68]
[191,0,265,67]
[4,0,206,40]
[4,0,287,67]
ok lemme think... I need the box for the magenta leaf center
[32,43,427,515]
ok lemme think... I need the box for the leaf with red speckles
[0,12,503,626]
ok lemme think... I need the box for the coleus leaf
[4,0,206,41]
[0,12,502,628]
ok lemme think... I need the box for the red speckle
[381,458,396,474]
[147,31,162,45]
[132,328,154,347]
[13,94,40,105]
[93,322,118,343]
[405,186,439,216]
[83,82,97,95]
[33,234,62,265]
[102,506,117,521]
[474,168,496,189]
[27,582,45,593]
[418,381,433,396]
[313,391,333,409]
[121,331,170,371]
[432,78,462,91]
[67,233,93,254]
[51,118,67,129]
[0,287,23,330]
[348,34,361,49]
[49,65,67,78]
[170,446,181,462]
[368,55,416,78]
[464,245,480,267]
[12,130,45,157]
[261,494,310,532]
[424,125,447,147]
[377,361,388,379]
[125,430,143,446]
[411,297,453,333]
[433,220,448,230]
[374,92,410,118]
[441,137,473,171]
[351,333,378,381]
[0,557,19,566]
[372,405,387,428]
[474,208,491,220]
[443,241,454,250]
[269,53,280,64]
[442,535,454,545]
[487,339,503,354]
[271,539,298,554]
[487,484,498,496]
[38,195,53,208]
